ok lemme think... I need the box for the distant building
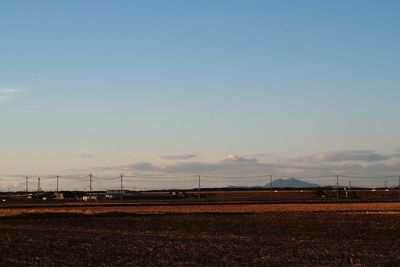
[106,190,129,194]
[83,195,97,201]
[54,192,64,200]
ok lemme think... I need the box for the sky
[1,1,400,190]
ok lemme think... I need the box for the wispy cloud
[0,88,21,103]
[75,154,95,159]
[3,150,400,190]
[161,154,197,160]
[98,150,400,179]
[292,150,393,163]
[247,153,272,159]
[222,154,257,163]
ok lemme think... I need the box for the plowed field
[0,206,399,266]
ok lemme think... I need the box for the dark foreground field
[1,212,399,266]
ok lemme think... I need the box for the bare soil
[1,212,399,266]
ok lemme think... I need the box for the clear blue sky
[1,1,400,189]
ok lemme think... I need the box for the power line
[4,172,400,192]
[340,175,397,179]
[201,175,268,179]
[124,175,197,179]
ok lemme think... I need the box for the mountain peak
[265,178,319,188]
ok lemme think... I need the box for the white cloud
[75,154,95,159]
[293,150,393,163]
[99,151,400,180]
[161,154,197,160]
[3,150,399,190]
[223,154,257,163]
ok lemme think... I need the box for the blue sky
[1,1,400,190]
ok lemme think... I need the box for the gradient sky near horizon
[1,1,400,189]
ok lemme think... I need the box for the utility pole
[56,174,60,196]
[336,175,339,200]
[398,175,400,199]
[198,175,201,200]
[37,177,41,192]
[25,176,29,200]
[89,172,93,201]
[269,175,273,201]
[384,180,388,200]
[120,173,124,201]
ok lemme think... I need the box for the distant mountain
[264,178,320,188]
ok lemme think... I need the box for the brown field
[1,202,400,217]
[1,211,400,266]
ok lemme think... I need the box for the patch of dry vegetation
[1,202,400,217]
